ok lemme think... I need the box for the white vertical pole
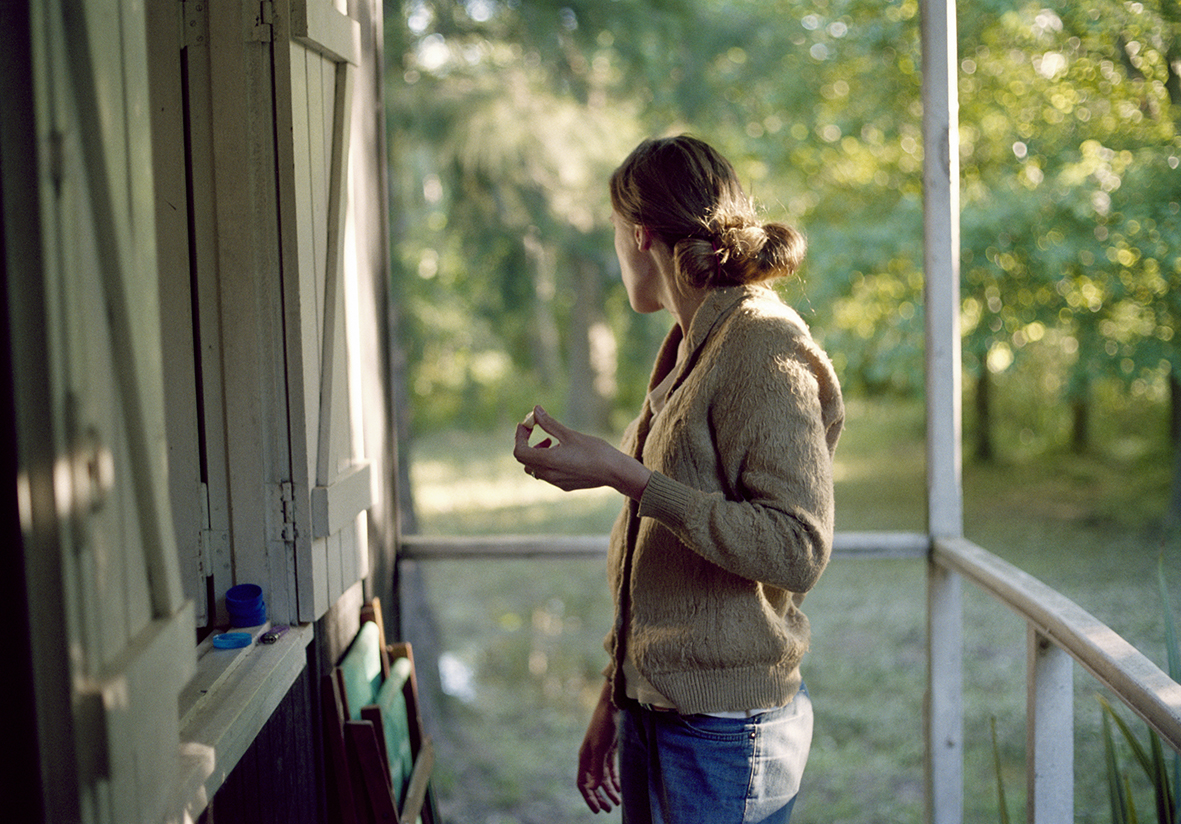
[1027,628,1074,824]
[922,0,962,539]
[926,562,963,824]
[921,0,963,819]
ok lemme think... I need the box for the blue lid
[226,583,263,606]
[212,632,253,649]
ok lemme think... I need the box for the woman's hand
[577,681,622,813]
[513,406,651,500]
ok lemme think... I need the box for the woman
[513,135,844,823]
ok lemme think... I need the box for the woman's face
[612,211,662,314]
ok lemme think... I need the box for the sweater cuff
[637,470,692,527]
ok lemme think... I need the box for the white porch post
[921,0,963,820]
[1027,628,1074,823]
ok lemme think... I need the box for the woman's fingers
[578,765,619,813]
[577,684,622,813]
[512,421,534,459]
[515,405,631,492]
[530,405,568,443]
[514,405,557,480]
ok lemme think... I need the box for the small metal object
[260,625,289,644]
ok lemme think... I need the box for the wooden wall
[197,646,326,824]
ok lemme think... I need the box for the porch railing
[400,529,1181,824]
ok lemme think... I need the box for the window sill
[175,622,315,819]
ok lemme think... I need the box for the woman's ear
[634,224,653,251]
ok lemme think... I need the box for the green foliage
[384,0,1180,481]
[1099,553,1181,824]
[958,0,1180,404]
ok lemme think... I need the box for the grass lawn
[400,396,1180,824]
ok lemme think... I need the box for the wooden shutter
[274,0,372,621]
[25,0,197,820]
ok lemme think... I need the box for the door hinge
[272,481,297,542]
[250,0,274,42]
[180,0,208,50]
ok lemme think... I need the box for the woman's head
[609,135,805,289]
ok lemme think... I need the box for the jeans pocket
[669,712,752,742]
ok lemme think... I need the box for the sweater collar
[648,284,771,396]
[683,285,766,354]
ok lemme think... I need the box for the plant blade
[1157,552,1181,823]
[1149,731,1176,824]
[991,716,1011,824]
[1106,710,1131,824]
[1101,695,1154,778]
[1159,553,1180,684]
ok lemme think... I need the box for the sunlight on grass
[410,430,621,534]
[401,397,1180,824]
[413,453,614,516]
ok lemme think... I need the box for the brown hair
[609,135,805,289]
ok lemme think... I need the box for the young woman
[513,135,844,823]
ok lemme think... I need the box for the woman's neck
[652,248,708,334]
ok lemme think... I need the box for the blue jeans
[619,684,813,824]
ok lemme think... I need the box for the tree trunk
[1069,370,1089,454]
[1168,367,1181,526]
[565,257,614,431]
[523,227,561,389]
[1170,431,1181,529]
[1170,368,1180,443]
[975,368,994,462]
[1071,394,1088,454]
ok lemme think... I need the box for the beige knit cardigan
[606,284,845,715]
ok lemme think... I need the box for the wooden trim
[396,531,930,561]
[273,0,368,621]
[61,0,187,621]
[312,462,373,539]
[920,0,963,817]
[921,0,963,542]
[926,560,963,824]
[291,0,360,65]
[1026,627,1074,822]
[148,0,207,626]
[315,56,356,489]
[178,622,315,814]
[934,536,1181,751]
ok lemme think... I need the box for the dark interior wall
[1,3,76,821]
[198,638,331,824]
[0,1,47,813]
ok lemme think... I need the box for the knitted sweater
[606,284,844,715]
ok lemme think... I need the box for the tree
[385,1,660,433]
[384,0,1180,521]
[957,0,1179,461]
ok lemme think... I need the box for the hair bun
[610,135,806,288]
[709,219,805,285]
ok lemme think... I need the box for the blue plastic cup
[225,583,266,627]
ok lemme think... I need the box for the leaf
[1101,695,1154,778]
[1159,553,1180,684]
[1106,710,1130,824]
[1149,731,1177,824]
[991,716,1012,824]
[1159,551,1181,823]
